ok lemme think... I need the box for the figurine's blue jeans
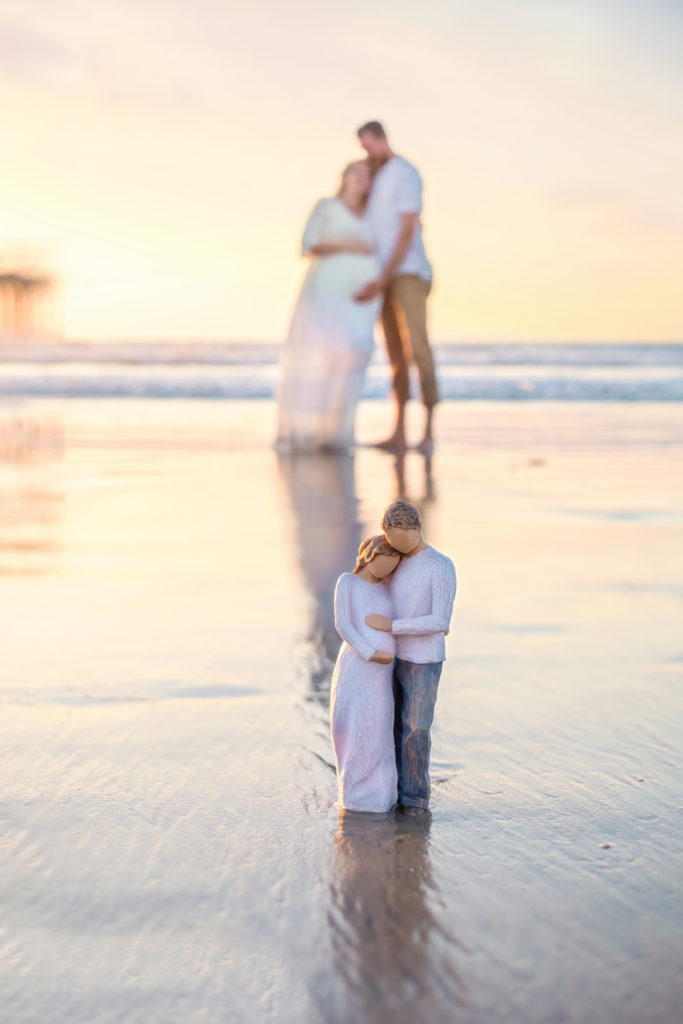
[393,658,442,809]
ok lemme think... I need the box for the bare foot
[373,434,407,453]
[414,437,434,456]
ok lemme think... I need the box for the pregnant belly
[332,644,394,692]
[312,252,381,295]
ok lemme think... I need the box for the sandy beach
[2,396,683,1024]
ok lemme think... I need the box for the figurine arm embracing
[390,562,456,637]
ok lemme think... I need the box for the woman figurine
[330,535,401,812]
[276,161,382,452]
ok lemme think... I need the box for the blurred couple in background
[276,121,438,456]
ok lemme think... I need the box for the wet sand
[2,397,683,1024]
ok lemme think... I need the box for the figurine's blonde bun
[353,535,400,574]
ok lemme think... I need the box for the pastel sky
[2,0,682,341]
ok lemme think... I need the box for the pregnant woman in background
[330,536,401,813]
[276,161,381,452]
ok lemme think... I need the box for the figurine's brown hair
[352,534,401,575]
[381,500,422,532]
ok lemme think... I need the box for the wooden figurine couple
[330,500,456,815]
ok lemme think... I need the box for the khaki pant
[381,274,438,408]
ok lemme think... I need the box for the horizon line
[3,337,682,348]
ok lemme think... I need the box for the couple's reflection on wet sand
[276,448,437,703]
[322,808,464,1024]
[392,449,436,511]
[279,450,461,1019]
[276,451,363,700]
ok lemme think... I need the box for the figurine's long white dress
[330,573,398,812]
[276,197,382,451]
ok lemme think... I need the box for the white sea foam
[0,341,681,401]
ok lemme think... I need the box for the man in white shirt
[354,121,439,454]
[365,500,456,813]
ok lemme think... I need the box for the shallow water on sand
[1,398,682,1023]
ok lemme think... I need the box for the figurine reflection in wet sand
[330,536,402,812]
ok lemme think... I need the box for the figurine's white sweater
[389,546,456,664]
[330,573,397,812]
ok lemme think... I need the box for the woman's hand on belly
[345,240,373,254]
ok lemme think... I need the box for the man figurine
[354,121,438,455]
[366,500,456,814]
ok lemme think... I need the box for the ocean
[1,341,682,402]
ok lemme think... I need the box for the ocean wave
[1,370,682,402]
[1,341,681,402]
[1,340,682,367]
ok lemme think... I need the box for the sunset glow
[3,0,682,341]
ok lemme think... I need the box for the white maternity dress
[276,197,382,451]
[330,573,398,812]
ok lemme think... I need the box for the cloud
[0,19,73,82]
